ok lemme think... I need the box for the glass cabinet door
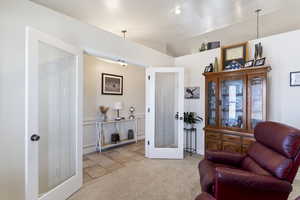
[221,78,245,129]
[207,79,217,127]
[249,76,265,129]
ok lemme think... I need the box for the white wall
[0,1,173,199]
[83,55,145,154]
[248,30,300,129]
[175,48,221,155]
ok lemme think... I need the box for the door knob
[31,134,40,141]
[175,112,179,120]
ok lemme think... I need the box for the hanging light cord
[255,9,262,39]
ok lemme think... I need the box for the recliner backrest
[246,121,300,182]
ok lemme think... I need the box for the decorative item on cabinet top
[221,42,248,71]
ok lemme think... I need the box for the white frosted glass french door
[146,67,184,159]
[25,27,83,200]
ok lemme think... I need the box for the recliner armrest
[205,150,245,166]
[214,167,292,200]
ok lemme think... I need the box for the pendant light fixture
[255,9,262,39]
[119,30,128,66]
[121,30,127,40]
[254,9,263,60]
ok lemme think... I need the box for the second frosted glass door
[146,68,184,159]
[155,72,178,148]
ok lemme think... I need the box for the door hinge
[148,75,150,80]
[148,108,150,112]
[147,141,150,145]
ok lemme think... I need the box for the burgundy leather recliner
[198,121,300,200]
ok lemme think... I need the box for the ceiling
[31,0,298,56]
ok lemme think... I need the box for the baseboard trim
[83,145,97,155]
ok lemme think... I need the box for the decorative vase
[214,57,219,72]
[128,129,134,140]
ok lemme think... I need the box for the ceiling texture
[31,0,300,56]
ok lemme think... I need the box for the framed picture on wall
[290,71,300,87]
[101,73,123,95]
[185,87,200,99]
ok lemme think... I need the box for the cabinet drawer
[243,137,255,146]
[222,141,241,153]
[206,139,221,151]
[223,134,241,143]
[206,132,221,140]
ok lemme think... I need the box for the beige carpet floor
[69,153,300,200]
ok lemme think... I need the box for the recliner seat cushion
[255,121,300,158]
[248,142,293,179]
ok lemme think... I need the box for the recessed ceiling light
[106,0,119,10]
[175,6,181,15]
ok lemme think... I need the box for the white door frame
[145,67,184,159]
[25,27,83,200]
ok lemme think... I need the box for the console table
[96,119,138,152]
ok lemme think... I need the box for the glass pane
[155,72,178,148]
[221,79,244,128]
[207,81,217,126]
[250,77,264,129]
[38,42,76,196]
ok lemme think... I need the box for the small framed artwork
[244,60,254,68]
[290,71,300,87]
[101,73,123,95]
[254,57,266,66]
[185,87,200,99]
[204,65,213,73]
[207,41,220,50]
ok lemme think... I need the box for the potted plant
[184,112,203,129]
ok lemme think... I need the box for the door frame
[145,67,184,159]
[25,27,83,200]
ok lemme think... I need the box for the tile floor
[83,140,145,184]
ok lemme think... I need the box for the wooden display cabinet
[203,66,271,154]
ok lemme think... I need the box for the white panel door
[25,27,83,200]
[145,67,184,159]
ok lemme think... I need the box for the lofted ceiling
[31,0,298,56]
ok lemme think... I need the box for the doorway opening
[82,52,147,184]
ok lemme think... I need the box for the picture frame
[101,73,123,95]
[185,87,200,99]
[204,65,213,73]
[254,57,266,66]
[244,60,254,68]
[207,41,220,50]
[290,71,300,87]
[221,42,248,70]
